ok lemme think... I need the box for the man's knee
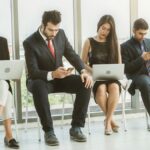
[74,75,91,90]
[135,75,150,90]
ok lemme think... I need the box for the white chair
[121,79,150,131]
[61,93,91,134]
[24,89,41,141]
[12,86,19,140]
[60,93,74,128]
[120,79,132,131]
[138,90,150,131]
[25,91,91,141]
[145,110,150,131]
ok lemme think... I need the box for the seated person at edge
[0,36,19,149]
[121,18,150,117]
[23,10,93,146]
[82,15,121,135]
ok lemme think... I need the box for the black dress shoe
[70,127,87,142]
[44,131,59,146]
[4,137,19,149]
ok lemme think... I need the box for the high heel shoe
[112,125,119,133]
[104,129,113,135]
[4,137,19,149]
[104,119,113,135]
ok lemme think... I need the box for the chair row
[10,79,150,141]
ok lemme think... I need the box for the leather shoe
[70,127,87,142]
[44,131,59,146]
[4,137,19,149]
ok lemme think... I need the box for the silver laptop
[93,64,124,81]
[0,60,24,80]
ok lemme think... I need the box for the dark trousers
[27,75,91,132]
[133,75,150,115]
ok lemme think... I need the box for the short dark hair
[42,10,61,26]
[133,18,149,31]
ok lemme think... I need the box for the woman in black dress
[82,15,121,135]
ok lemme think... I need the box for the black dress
[88,37,121,99]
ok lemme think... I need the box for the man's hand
[142,52,150,61]
[52,67,70,79]
[80,71,93,88]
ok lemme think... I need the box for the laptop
[93,64,124,81]
[0,60,25,80]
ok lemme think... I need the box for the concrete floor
[0,114,150,150]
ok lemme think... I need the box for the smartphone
[67,67,74,72]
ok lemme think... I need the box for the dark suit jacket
[121,37,150,94]
[0,36,12,92]
[23,29,85,81]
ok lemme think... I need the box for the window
[18,0,74,115]
[81,0,130,44]
[138,0,150,37]
[0,0,12,56]
[18,0,74,46]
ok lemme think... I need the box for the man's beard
[46,35,54,40]
[43,30,54,40]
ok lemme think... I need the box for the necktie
[141,43,150,76]
[47,40,55,58]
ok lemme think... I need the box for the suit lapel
[130,38,142,56]
[35,31,56,64]
[144,39,150,52]
[133,43,142,55]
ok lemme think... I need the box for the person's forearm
[84,64,92,74]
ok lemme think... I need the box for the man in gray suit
[23,10,93,146]
[121,18,150,118]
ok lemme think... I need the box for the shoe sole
[112,127,119,133]
[5,146,19,149]
[45,142,59,146]
[112,129,119,133]
[5,142,19,149]
[104,132,113,135]
[70,136,87,142]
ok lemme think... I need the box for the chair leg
[24,90,29,132]
[13,97,19,140]
[121,89,127,132]
[12,82,19,139]
[87,105,91,135]
[61,95,65,129]
[145,110,150,131]
[37,116,41,142]
[138,90,150,131]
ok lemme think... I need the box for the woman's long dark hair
[97,15,119,63]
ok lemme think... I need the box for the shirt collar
[39,27,47,42]
[132,36,144,45]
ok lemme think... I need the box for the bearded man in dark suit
[23,10,93,146]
